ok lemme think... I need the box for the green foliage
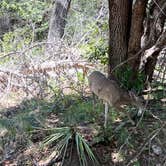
[73,0,103,15]
[115,66,145,93]
[61,99,103,126]
[77,72,86,83]
[0,0,48,22]
[76,132,99,166]
[1,27,33,52]
[95,123,113,144]
[0,98,51,138]
[0,0,49,47]
[0,113,42,137]
[35,22,49,40]
[65,0,109,64]
[79,21,109,65]
[39,126,99,166]
[133,161,141,166]
[115,128,129,145]
[84,43,108,65]
[0,118,16,136]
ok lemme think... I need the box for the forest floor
[0,90,165,166]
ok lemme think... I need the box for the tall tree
[0,14,10,38]
[47,0,71,42]
[108,0,166,84]
[108,0,132,71]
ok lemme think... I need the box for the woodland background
[0,0,165,165]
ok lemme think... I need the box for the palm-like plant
[37,126,99,166]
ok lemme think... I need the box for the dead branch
[126,122,165,166]
[142,30,166,65]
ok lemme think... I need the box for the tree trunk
[142,1,166,82]
[143,30,166,82]
[47,0,71,42]
[108,0,166,86]
[144,52,158,83]
[128,0,147,81]
[0,14,10,38]
[108,0,132,75]
[128,0,147,66]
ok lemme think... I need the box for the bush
[115,66,145,94]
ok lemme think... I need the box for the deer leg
[92,92,96,112]
[104,102,109,128]
[137,108,143,117]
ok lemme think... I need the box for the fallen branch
[126,122,165,166]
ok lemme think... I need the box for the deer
[88,71,144,128]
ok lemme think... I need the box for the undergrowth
[0,83,165,165]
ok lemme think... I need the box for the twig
[111,46,147,73]
[153,0,166,17]
[0,41,64,60]
[126,123,165,166]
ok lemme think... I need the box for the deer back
[88,71,144,110]
[88,71,121,105]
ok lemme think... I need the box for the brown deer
[88,71,144,127]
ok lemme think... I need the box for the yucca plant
[75,132,99,166]
[36,126,99,166]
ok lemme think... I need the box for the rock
[152,145,162,155]
[0,128,8,137]
[156,164,161,166]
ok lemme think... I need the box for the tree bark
[0,14,10,38]
[143,30,166,82]
[142,1,166,82]
[144,52,158,83]
[128,0,147,66]
[47,0,71,42]
[108,0,166,88]
[108,0,132,74]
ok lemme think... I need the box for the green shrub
[115,66,145,93]
[38,126,99,166]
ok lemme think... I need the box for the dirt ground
[0,93,165,166]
